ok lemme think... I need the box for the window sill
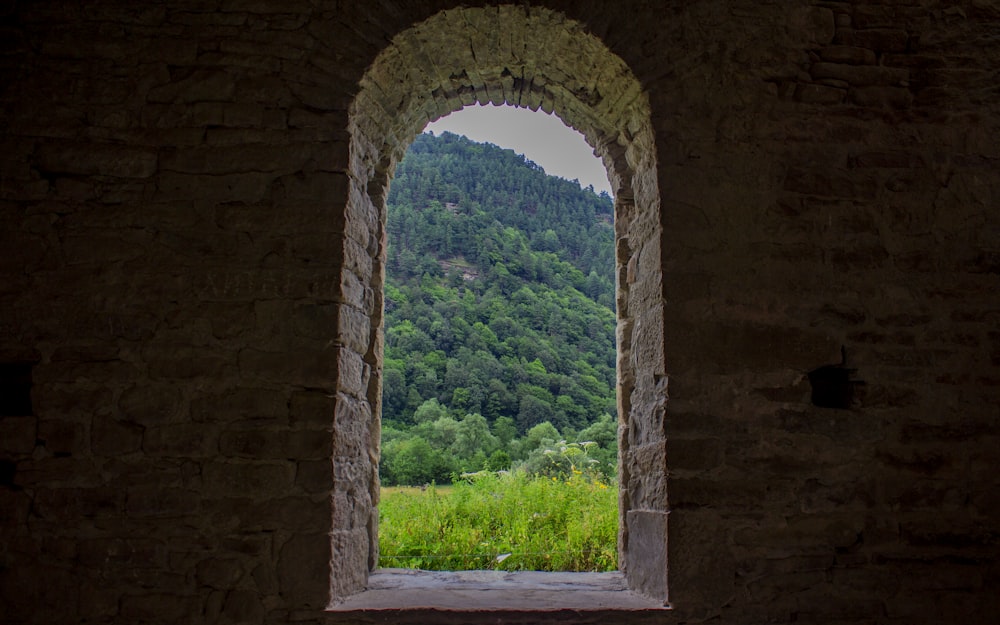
[327,568,669,614]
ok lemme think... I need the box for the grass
[378,470,618,571]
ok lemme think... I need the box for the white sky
[424,104,613,196]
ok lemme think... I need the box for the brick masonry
[0,1,998,623]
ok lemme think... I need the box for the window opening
[378,105,619,573]
[332,4,667,610]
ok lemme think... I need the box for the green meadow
[379,471,618,572]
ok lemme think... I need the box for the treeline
[381,131,617,485]
[381,412,617,486]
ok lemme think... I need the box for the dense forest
[380,131,618,485]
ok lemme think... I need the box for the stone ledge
[327,569,669,614]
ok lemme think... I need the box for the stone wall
[0,1,997,623]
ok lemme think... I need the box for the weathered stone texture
[0,0,998,623]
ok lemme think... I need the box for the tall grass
[379,470,617,571]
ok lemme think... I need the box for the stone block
[626,393,665,448]
[13,457,101,488]
[777,408,882,443]
[219,427,330,460]
[625,441,667,510]
[296,458,333,494]
[221,588,264,622]
[783,165,880,199]
[624,509,668,602]
[666,317,840,375]
[157,171,275,202]
[332,488,371,533]
[76,582,120,621]
[290,390,336,426]
[201,460,297,499]
[120,593,200,623]
[332,394,371,458]
[91,415,143,456]
[835,27,910,53]
[32,486,122,520]
[36,360,141,385]
[810,62,909,87]
[340,236,373,282]
[196,556,245,589]
[145,345,236,380]
[747,569,826,603]
[248,495,331,532]
[238,347,341,389]
[161,142,325,175]
[143,422,217,457]
[335,347,368,397]
[0,416,36,455]
[851,150,925,169]
[62,231,149,265]
[34,142,158,178]
[794,82,846,105]
[191,101,225,125]
[206,302,257,339]
[285,429,333,460]
[276,171,348,201]
[191,387,288,423]
[334,305,373,355]
[0,564,80,623]
[278,532,334,608]
[126,485,200,518]
[0,487,31,528]
[338,268,369,312]
[850,85,914,109]
[819,45,877,65]
[667,438,724,472]
[328,529,370,601]
[734,514,864,552]
[290,302,339,340]
[146,68,236,103]
[223,102,264,127]
[218,427,279,458]
[667,508,736,610]
[788,5,835,45]
[332,457,370,494]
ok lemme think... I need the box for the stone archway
[332,5,667,604]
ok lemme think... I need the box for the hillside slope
[380,131,617,484]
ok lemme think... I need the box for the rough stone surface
[1,1,998,624]
[330,569,665,612]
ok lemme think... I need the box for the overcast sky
[424,104,613,196]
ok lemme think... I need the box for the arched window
[329,6,668,610]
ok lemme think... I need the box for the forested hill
[380,131,618,485]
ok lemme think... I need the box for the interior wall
[0,1,997,623]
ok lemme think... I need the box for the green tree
[516,421,560,460]
[492,416,518,449]
[381,436,453,485]
[415,416,460,450]
[451,413,499,461]
[413,398,448,424]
